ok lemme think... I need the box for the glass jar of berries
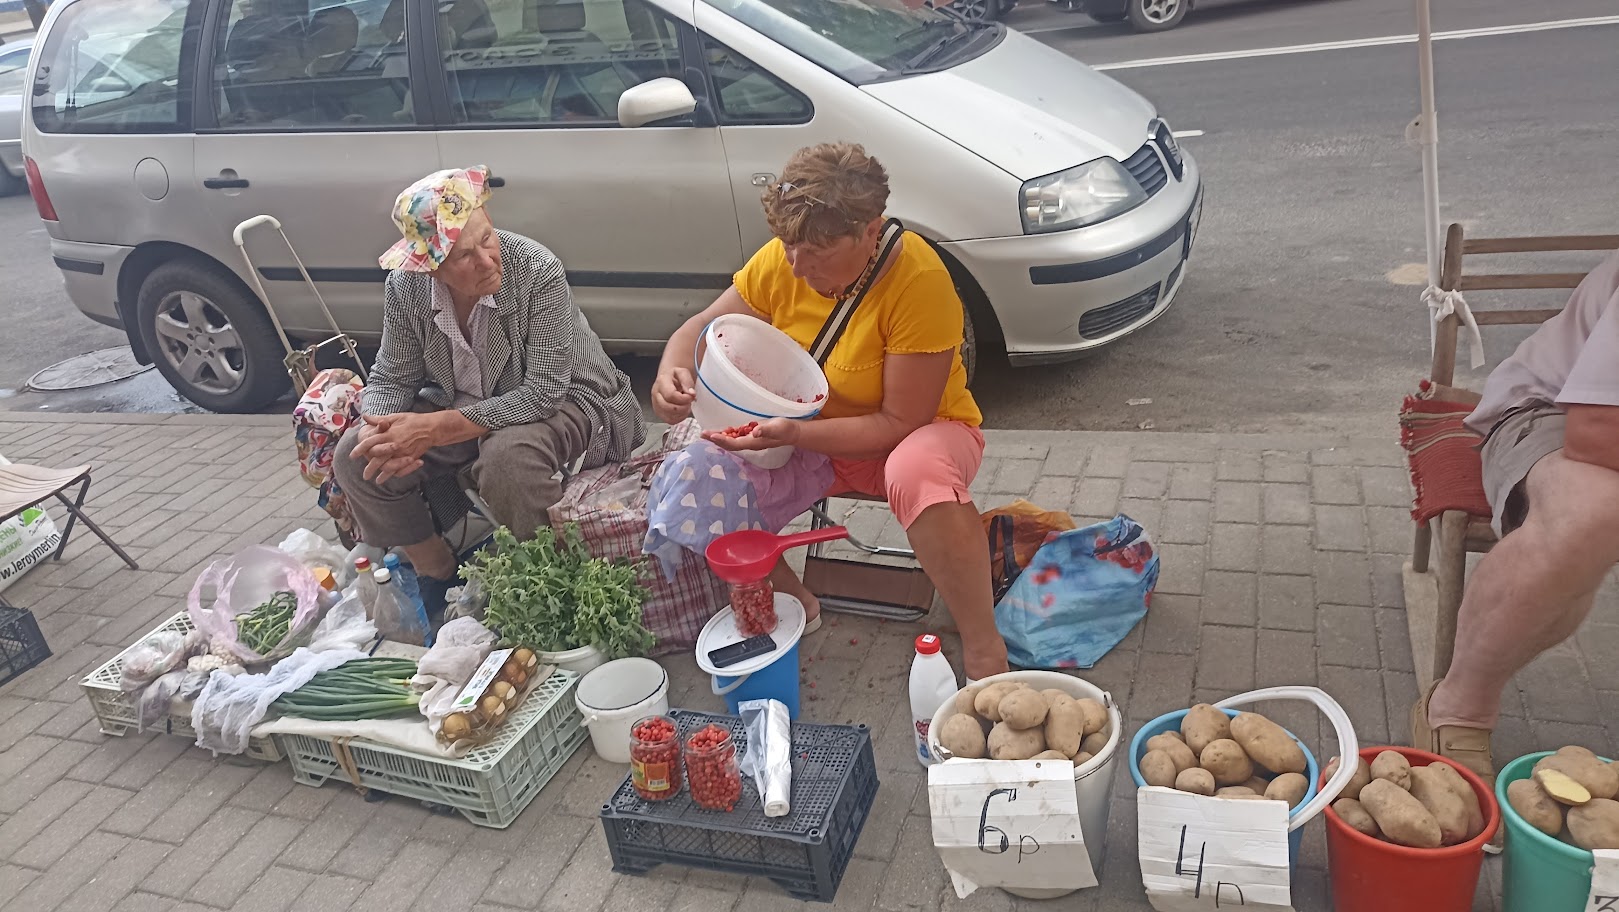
[629,714,682,802]
[684,724,742,812]
[730,579,778,637]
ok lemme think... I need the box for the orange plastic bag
[981,500,1076,601]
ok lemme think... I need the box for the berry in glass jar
[685,724,742,812]
[731,579,778,637]
[629,715,682,801]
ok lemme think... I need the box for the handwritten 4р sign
[927,759,1097,899]
[1137,786,1295,912]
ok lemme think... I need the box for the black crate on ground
[599,709,878,903]
[0,598,50,686]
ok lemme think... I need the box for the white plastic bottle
[909,634,959,767]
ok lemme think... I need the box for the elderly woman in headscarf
[650,142,1009,680]
[336,166,643,611]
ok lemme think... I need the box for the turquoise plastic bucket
[1498,750,1614,912]
[1130,708,1321,869]
[712,640,801,719]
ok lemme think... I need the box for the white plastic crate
[278,667,588,828]
[79,611,283,762]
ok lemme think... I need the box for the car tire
[135,258,291,413]
[1127,0,1188,31]
[0,165,24,197]
[961,302,979,387]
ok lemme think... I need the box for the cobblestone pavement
[1,413,1615,912]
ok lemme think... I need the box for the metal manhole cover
[26,347,153,391]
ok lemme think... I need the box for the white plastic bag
[0,454,62,593]
[309,591,376,653]
[137,670,188,731]
[739,698,792,817]
[279,528,354,588]
[415,617,496,684]
[191,646,366,755]
[120,630,200,692]
[188,546,323,664]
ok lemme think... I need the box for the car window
[703,0,992,84]
[208,0,413,128]
[439,0,682,126]
[31,0,196,133]
[700,34,807,124]
[0,47,30,95]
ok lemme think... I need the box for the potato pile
[1137,704,1311,807]
[1327,750,1487,848]
[1504,746,1619,851]
[935,681,1111,762]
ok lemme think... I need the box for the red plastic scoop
[705,527,850,583]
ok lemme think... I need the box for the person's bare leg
[402,536,457,581]
[906,500,1009,681]
[1429,450,1619,729]
[770,560,820,623]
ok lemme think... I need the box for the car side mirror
[618,77,696,128]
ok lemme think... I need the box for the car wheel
[951,0,1001,22]
[135,258,291,412]
[1128,0,1188,30]
[0,165,23,197]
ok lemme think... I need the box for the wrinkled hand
[701,417,801,452]
[349,413,437,483]
[652,366,696,424]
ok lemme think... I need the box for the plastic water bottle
[372,567,428,646]
[382,554,433,647]
[909,634,959,767]
[352,557,379,619]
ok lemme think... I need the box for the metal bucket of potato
[927,670,1122,899]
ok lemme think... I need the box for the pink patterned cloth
[429,278,495,407]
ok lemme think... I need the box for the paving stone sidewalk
[1,412,1615,912]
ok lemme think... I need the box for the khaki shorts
[1479,402,1566,537]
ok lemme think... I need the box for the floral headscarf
[377,166,492,272]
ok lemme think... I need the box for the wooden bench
[1402,224,1619,693]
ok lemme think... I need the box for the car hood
[861,29,1156,181]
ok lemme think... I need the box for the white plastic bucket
[537,644,606,677]
[692,314,828,470]
[927,670,1123,900]
[574,657,670,764]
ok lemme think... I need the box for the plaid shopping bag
[548,421,726,656]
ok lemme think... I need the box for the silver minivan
[22,0,1200,412]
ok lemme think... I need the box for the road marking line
[1074,15,1619,70]
[1170,129,1203,138]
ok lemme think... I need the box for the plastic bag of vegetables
[188,546,324,664]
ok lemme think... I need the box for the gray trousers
[333,401,592,549]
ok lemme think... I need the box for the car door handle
[203,177,250,189]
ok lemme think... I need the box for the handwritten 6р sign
[1137,786,1295,912]
[928,759,1097,899]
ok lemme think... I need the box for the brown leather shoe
[1412,682,1495,785]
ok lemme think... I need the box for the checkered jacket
[365,231,645,469]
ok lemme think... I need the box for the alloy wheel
[152,290,248,396]
[1138,0,1182,23]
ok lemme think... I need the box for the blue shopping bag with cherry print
[992,513,1158,669]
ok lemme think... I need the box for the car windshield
[0,47,30,95]
[702,0,994,84]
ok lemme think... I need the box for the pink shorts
[829,421,986,528]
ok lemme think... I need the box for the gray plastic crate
[599,710,878,903]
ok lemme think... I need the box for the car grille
[1078,283,1160,339]
[1123,142,1168,197]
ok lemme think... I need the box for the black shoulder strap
[808,218,904,367]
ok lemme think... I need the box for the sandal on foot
[803,614,822,635]
[1413,682,1501,853]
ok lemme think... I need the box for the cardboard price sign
[1587,849,1619,912]
[928,759,1096,899]
[1137,786,1294,911]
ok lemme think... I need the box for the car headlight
[1020,158,1148,234]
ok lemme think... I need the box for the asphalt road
[1,0,1616,434]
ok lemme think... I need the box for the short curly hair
[761,142,890,246]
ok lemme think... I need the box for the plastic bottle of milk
[910,634,959,767]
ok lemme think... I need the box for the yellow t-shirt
[733,233,982,427]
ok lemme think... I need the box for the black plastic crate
[0,598,50,686]
[600,709,878,903]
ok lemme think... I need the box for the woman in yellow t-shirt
[653,142,1008,680]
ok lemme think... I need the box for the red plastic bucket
[1322,747,1500,912]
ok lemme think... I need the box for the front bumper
[48,238,134,331]
[943,151,1201,365]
